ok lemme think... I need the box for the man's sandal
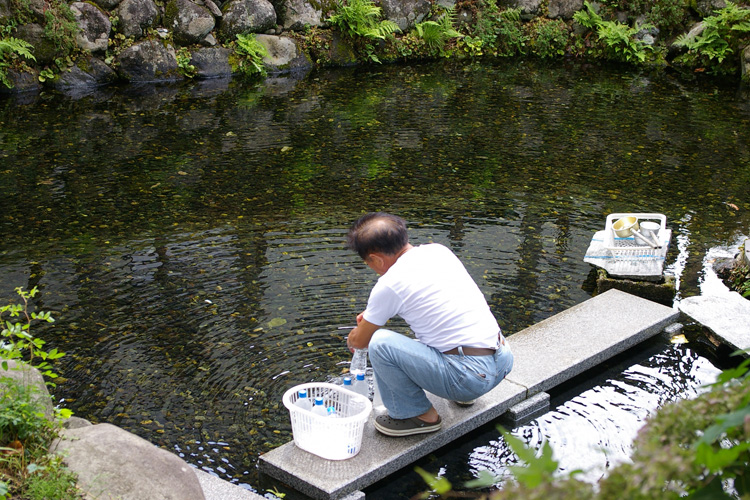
[374,414,442,437]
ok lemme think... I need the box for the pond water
[1,59,749,497]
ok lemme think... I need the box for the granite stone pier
[258,289,679,499]
[679,291,750,353]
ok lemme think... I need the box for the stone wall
[1,0,749,93]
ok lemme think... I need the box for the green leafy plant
[673,1,750,74]
[489,7,527,57]
[0,381,51,446]
[0,383,79,499]
[0,287,76,500]
[326,0,400,41]
[0,37,36,88]
[42,3,78,57]
[645,0,689,34]
[415,8,463,56]
[1,287,64,383]
[728,263,750,297]
[573,1,654,63]
[233,33,269,77]
[37,67,55,83]
[600,0,688,33]
[527,18,570,59]
[458,35,484,57]
[176,47,197,78]
[25,461,80,500]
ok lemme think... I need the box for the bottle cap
[356,373,365,380]
[314,396,324,405]
[298,389,307,398]
[343,377,352,385]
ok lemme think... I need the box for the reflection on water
[1,59,748,493]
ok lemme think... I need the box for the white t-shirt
[362,243,501,352]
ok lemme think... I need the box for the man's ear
[369,253,386,269]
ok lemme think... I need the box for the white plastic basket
[283,382,371,460]
[604,213,668,262]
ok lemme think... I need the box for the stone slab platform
[259,289,678,499]
[197,469,266,500]
[679,291,750,352]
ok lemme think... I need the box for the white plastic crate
[282,382,371,460]
[604,213,668,261]
[583,213,672,279]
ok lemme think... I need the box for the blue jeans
[368,329,514,419]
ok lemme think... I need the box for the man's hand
[347,317,380,351]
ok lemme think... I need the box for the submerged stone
[595,269,676,306]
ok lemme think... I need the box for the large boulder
[92,0,123,11]
[71,2,111,53]
[51,423,205,500]
[256,34,312,73]
[0,68,41,93]
[51,56,118,88]
[272,0,322,31]
[165,0,216,45]
[15,23,58,65]
[548,0,583,19]
[117,0,160,39]
[693,0,726,17]
[325,31,357,66]
[498,0,542,19]
[219,0,276,40]
[190,46,233,77]
[0,0,12,22]
[116,40,182,81]
[380,0,430,31]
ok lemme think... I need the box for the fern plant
[327,0,400,40]
[572,1,602,30]
[573,1,653,63]
[494,8,527,57]
[234,33,269,77]
[673,0,750,73]
[0,37,36,89]
[415,8,463,56]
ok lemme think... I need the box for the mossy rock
[595,269,676,306]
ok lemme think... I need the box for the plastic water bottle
[350,348,368,378]
[311,396,328,417]
[326,406,338,417]
[295,389,312,411]
[352,372,369,398]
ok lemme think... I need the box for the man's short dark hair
[347,212,409,259]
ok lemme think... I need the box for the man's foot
[453,399,476,407]
[374,414,442,437]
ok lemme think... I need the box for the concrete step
[679,291,750,352]
[259,289,679,499]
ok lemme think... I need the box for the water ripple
[467,345,720,485]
